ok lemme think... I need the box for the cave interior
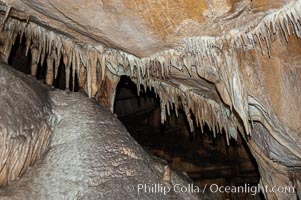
[0,0,300,200]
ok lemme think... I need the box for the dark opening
[8,35,31,75]
[114,75,263,200]
[8,34,79,92]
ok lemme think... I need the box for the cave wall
[239,33,301,200]
[241,35,301,132]
[0,64,53,186]
[0,0,299,199]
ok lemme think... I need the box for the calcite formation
[0,0,300,199]
[0,64,52,186]
[0,65,204,200]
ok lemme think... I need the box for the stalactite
[24,27,31,57]
[137,78,241,139]
[87,49,98,97]
[1,5,11,25]
[78,64,86,89]
[38,28,46,66]
[0,16,242,141]
[74,47,80,79]
[65,63,70,90]
[100,53,106,82]
[184,0,301,55]
[1,0,299,142]
[55,42,62,79]
[46,52,54,86]
[71,51,76,92]
[30,43,39,76]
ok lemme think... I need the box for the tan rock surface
[1,0,292,56]
[0,0,300,199]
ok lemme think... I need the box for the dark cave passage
[114,75,263,200]
[6,33,263,200]
[7,35,31,75]
[7,34,79,91]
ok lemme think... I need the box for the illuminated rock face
[0,0,300,199]
[0,64,52,187]
[0,65,203,200]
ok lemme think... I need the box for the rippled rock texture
[0,64,203,200]
[0,64,52,186]
[0,0,300,199]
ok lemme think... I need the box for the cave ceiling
[0,0,300,199]
[0,0,299,149]
[0,0,293,56]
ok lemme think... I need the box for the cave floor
[0,67,204,200]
